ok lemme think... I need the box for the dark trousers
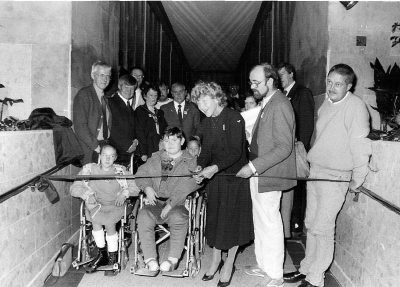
[291,181,307,231]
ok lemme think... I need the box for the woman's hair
[190,81,227,107]
[142,83,160,98]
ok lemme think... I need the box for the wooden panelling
[119,1,191,86]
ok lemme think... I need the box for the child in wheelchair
[134,127,200,276]
[70,145,140,275]
[186,135,201,158]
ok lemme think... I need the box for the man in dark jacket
[161,82,200,141]
[73,61,112,165]
[108,75,138,167]
[278,63,315,239]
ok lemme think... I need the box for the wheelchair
[71,155,141,275]
[130,190,207,278]
[71,198,140,274]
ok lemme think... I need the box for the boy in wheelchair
[134,127,200,276]
[70,145,140,275]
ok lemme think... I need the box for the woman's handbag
[52,243,74,277]
[295,141,310,178]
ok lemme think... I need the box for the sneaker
[244,265,267,277]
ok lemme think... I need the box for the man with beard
[73,61,112,165]
[284,64,371,287]
[237,63,296,287]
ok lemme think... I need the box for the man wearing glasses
[284,64,371,287]
[130,67,146,110]
[237,63,296,287]
[73,61,112,165]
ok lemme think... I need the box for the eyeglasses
[248,79,266,88]
[326,80,346,89]
[133,74,144,79]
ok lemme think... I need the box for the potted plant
[368,58,400,140]
[0,83,25,130]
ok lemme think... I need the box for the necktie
[178,104,183,125]
[126,99,131,110]
[101,96,108,139]
[283,90,288,96]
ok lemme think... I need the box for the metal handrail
[45,173,400,216]
[0,157,80,204]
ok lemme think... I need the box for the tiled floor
[43,235,342,287]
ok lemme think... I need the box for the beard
[252,89,266,100]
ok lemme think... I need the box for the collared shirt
[327,91,350,104]
[174,100,185,114]
[93,84,107,141]
[93,83,104,102]
[248,90,278,174]
[284,81,296,97]
[117,92,130,106]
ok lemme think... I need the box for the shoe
[160,259,178,272]
[104,251,118,276]
[244,265,267,277]
[298,280,318,287]
[283,270,306,283]
[134,259,160,277]
[85,247,109,273]
[202,260,224,281]
[217,265,235,287]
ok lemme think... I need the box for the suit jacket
[161,101,200,140]
[249,90,296,192]
[108,93,136,165]
[135,105,168,158]
[73,85,112,165]
[287,83,315,151]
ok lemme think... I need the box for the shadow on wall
[298,54,327,97]
[71,44,98,97]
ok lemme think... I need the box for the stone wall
[0,131,79,287]
[332,141,400,287]
[289,1,329,97]
[71,1,120,101]
[0,1,72,120]
[327,1,400,129]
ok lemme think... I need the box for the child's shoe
[85,247,109,273]
[104,251,119,276]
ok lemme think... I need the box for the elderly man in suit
[237,63,296,287]
[278,62,315,239]
[161,82,200,141]
[130,67,146,110]
[73,61,112,165]
[108,74,138,167]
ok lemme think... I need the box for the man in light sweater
[284,64,371,287]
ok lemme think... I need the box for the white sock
[106,232,119,252]
[92,229,105,248]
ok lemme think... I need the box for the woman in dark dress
[191,81,253,286]
[135,83,168,162]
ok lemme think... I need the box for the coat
[135,150,200,208]
[108,93,136,165]
[135,105,168,158]
[73,85,112,165]
[161,101,200,140]
[287,83,315,151]
[250,90,297,192]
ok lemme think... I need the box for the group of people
[70,60,371,287]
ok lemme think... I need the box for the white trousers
[250,177,284,279]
